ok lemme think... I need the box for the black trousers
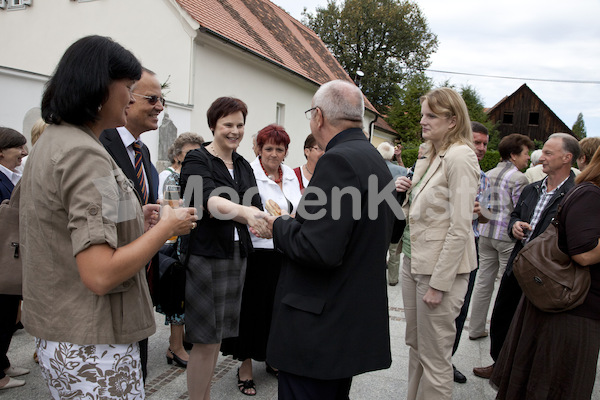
[139,338,148,382]
[489,269,522,361]
[0,294,20,379]
[278,371,352,400]
[452,237,479,355]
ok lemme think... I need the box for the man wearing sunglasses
[100,67,165,382]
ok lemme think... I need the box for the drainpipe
[368,114,378,143]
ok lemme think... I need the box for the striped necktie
[132,141,149,205]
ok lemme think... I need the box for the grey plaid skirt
[184,243,247,344]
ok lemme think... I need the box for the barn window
[502,112,513,124]
[528,112,539,126]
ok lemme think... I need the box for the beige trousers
[402,255,469,400]
[469,236,514,337]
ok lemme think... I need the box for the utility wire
[426,69,600,85]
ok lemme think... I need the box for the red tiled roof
[174,0,381,114]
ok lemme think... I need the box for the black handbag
[157,228,196,317]
[157,242,186,317]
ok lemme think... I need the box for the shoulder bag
[513,184,591,312]
[0,181,22,295]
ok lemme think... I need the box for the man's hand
[512,221,532,240]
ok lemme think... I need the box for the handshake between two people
[249,199,290,240]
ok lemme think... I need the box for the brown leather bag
[513,184,590,313]
[0,181,22,295]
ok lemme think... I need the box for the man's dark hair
[42,35,142,126]
[471,121,488,135]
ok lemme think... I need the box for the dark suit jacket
[0,171,14,203]
[505,171,576,275]
[99,128,158,204]
[99,128,159,305]
[267,128,395,379]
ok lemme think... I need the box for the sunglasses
[132,93,165,106]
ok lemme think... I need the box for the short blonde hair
[31,119,48,146]
[420,87,473,154]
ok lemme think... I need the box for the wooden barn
[486,84,573,141]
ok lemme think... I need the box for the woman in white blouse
[220,124,301,396]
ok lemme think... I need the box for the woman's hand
[395,176,412,193]
[143,204,160,232]
[245,206,272,239]
[423,287,443,309]
[159,205,199,238]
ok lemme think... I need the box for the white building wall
[0,0,196,157]
[191,34,319,169]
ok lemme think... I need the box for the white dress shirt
[249,157,302,249]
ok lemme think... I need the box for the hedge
[401,148,500,173]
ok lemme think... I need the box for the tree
[458,85,499,150]
[386,72,432,145]
[303,0,438,110]
[572,112,587,139]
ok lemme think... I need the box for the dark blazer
[489,172,575,361]
[0,171,14,203]
[267,128,396,379]
[99,128,159,307]
[99,128,158,204]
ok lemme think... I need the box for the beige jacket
[403,143,479,292]
[19,124,155,345]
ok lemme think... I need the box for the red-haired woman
[221,124,302,396]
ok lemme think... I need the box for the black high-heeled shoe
[166,348,188,368]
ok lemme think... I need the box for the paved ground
[5,272,600,399]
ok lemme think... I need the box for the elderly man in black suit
[100,67,164,381]
[264,80,400,399]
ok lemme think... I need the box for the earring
[97,105,102,112]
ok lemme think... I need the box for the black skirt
[221,249,283,361]
[184,243,247,344]
[491,296,600,400]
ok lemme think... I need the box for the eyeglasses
[304,106,318,120]
[132,93,165,106]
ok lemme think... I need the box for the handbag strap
[553,182,589,227]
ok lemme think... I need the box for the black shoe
[166,348,188,368]
[183,340,193,351]
[453,365,467,383]
[266,363,279,379]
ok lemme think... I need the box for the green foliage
[479,150,500,173]
[533,139,544,150]
[400,147,419,169]
[303,0,438,110]
[572,112,587,139]
[387,72,433,145]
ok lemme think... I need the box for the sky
[271,0,600,137]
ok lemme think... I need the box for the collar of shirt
[116,126,140,149]
[540,175,569,196]
[0,163,21,186]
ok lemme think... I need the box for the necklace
[259,158,282,184]
[304,164,313,175]
[209,144,233,166]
